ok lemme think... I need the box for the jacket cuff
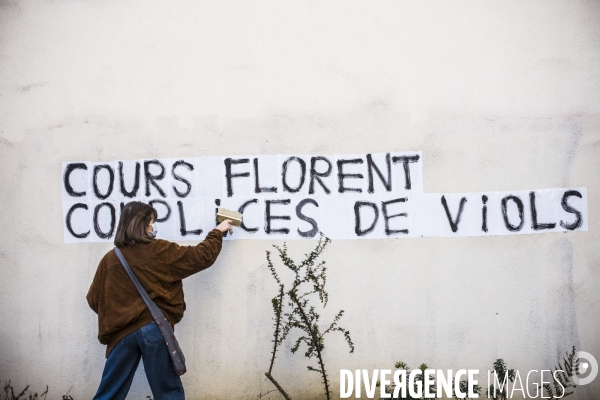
[210,228,224,238]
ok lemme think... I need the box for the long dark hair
[114,201,158,247]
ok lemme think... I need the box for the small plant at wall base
[543,346,578,399]
[2,381,50,400]
[2,381,74,400]
[2,381,48,400]
[264,234,354,400]
[376,361,437,400]
[487,359,516,400]
[451,377,481,400]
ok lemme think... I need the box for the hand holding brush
[215,219,234,235]
[216,208,243,236]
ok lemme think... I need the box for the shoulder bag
[113,247,187,376]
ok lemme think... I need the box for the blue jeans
[93,322,185,400]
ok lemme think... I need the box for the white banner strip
[61,153,587,242]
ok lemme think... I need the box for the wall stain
[0,137,14,147]
[47,122,64,130]
[18,82,47,92]
[0,0,20,10]
[560,118,583,187]
[550,237,581,362]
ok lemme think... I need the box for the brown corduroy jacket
[86,228,224,357]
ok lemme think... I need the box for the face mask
[149,224,157,238]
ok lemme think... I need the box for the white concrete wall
[1,1,599,399]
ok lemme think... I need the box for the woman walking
[87,201,233,399]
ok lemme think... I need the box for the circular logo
[573,351,598,386]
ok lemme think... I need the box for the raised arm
[167,220,232,280]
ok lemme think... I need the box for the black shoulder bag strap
[113,247,187,376]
